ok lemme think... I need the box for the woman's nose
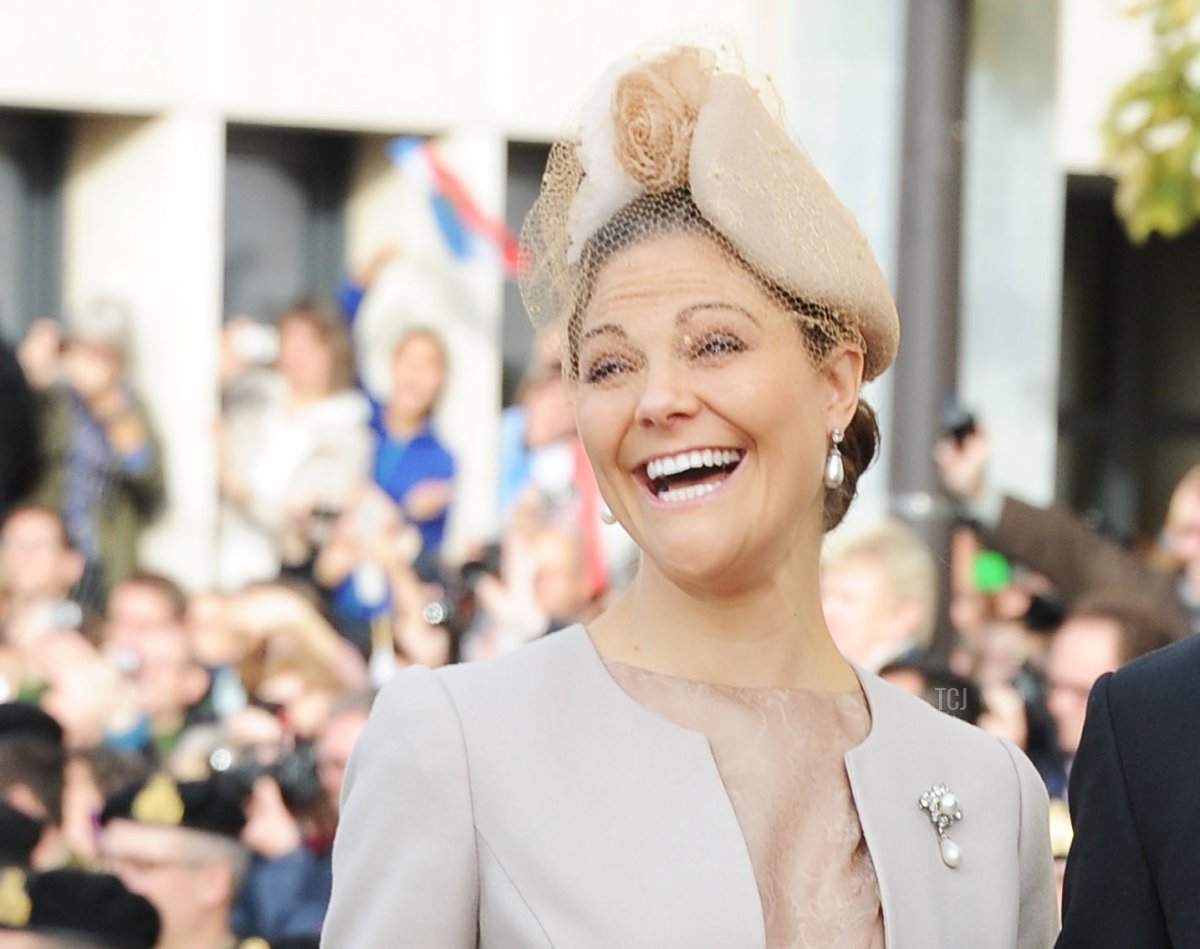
[633,362,701,428]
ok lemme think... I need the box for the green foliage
[1103,0,1200,241]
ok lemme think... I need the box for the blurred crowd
[0,249,627,947]
[1,248,1199,943]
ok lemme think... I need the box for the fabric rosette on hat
[519,39,899,382]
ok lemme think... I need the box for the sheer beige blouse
[606,659,886,949]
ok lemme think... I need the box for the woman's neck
[288,385,329,410]
[589,556,857,692]
[163,915,234,949]
[385,403,427,439]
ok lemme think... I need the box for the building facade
[0,0,1189,586]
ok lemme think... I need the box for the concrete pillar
[65,109,225,590]
[960,0,1063,505]
[889,0,969,658]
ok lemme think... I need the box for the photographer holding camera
[934,425,1200,642]
[312,483,457,671]
[229,692,372,942]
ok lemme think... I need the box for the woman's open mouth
[639,448,745,503]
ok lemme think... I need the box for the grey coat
[323,625,1056,948]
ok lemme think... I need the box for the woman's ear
[823,345,865,429]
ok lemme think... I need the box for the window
[0,108,65,344]
[1059,174,1200,540]
[224,126,353,321]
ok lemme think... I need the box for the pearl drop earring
[824,428,845,489]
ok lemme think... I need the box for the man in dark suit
[1056,634,1200,947]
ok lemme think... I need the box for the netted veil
[517,38,900,383]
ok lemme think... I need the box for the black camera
[940,397,977,447]
[458,544,501,592]
[211,742,324,816]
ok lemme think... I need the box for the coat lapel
[847,671,1023,949]
[845,673,939,947]
[458,626,767,948]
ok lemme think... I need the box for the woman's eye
[692,332,746,358]
[584,356,629,383]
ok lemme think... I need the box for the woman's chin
[646,545,760,596]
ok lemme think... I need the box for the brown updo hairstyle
[569,188,879,533]
[824,401,879,531]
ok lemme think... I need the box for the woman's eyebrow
[677,303,761,327]
[581,323,628,343]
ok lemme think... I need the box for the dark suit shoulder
[1104,635,1200,734]
[1097,635,1200,782]
[1109,633,1200,691]
[1060,636,1200,947]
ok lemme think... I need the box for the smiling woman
[572,229,857,602]
[324,38,1057,949]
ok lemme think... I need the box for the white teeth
[645,449,743,482]
[657,482,720,503]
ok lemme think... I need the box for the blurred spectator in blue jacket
[369,328,454,559]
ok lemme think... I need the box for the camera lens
[209,747,235,772]
[48,601,83,630]
[112,647,141,676]
[422,601,450,626]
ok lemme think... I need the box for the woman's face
[574,231,861,589]
[1165,479,1200,567]
[62,341,122,401]
[389,333,446,419]
[277,317,334,397]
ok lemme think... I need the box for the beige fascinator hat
[520,42,900,381]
